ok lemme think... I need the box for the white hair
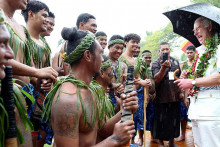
[197,16,212,28]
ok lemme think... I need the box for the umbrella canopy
[163,3,220,47]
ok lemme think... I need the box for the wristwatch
[192,79,196,86]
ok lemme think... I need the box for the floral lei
[188,36,220,101]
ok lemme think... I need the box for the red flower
[206,52,209,58]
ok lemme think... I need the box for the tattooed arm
[52,92,81,147]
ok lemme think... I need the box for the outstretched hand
[160,60,170,68]
[36,67,58,82]
[174,79,193,90]
[121,91,138,114]
[134,78,152,87]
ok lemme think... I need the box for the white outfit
[188,45,220,147]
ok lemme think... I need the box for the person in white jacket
[175,16,220,147]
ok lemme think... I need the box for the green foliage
[57,38,65,47]
[141,23,179,61]
[42,75,114,128]
[180,53,188,63]
[190,0,220,8]
[0,95,8,147]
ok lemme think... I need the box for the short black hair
[124,33,141,43]
[142,50,151,54]
[95,31,107,37]
[108,35,124,47]
[21,0,49,22]
[49,11,55,18]
[186,45,195,51]
[159,42,169,49]
[61,27,97,66]
[76,13,96,28]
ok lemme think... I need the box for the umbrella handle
[174,69,180,80]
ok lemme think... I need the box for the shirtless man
[21,1,54,146]
[53,13,97,76]
[176,45,195,142]
[95,31,107,49]
[43,27,138,146]
[119,33,140,66]
[107,35,127,112]
[0,1,57,146]
[0,13,14,79]
[0,0,57,84]
[0,11,14,147]
[41,11,55,37]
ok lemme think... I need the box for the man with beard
[43,27,139,146]
[53,13,97,76]
[175,17,220,146]
[96,57,114,93]
[96,31,107,49]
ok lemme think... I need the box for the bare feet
[135,138,143,146]
[158,140,164,147]
[151,139,159,143]
[175,135,185,141]
[186,124,192,129]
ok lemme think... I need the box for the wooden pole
[143,86,149,147]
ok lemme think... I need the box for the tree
[190,0,220,8]
[141,23,180,61]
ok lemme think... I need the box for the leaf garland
[188,36,220,101]
[0,95,8,147]
[25,27,51,68]
[134,55,152,80]
[0,81,34,146]
[42,75,114,128]
[6,23,32,66]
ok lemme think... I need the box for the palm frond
[42,75,114,129]
[6,23,32,66]
[25,27,51,68]
[0,96,9,147]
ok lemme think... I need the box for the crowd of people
[0,0,219,147]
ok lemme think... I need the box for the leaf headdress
[43,29,114,127]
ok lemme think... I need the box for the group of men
[0,0,219,147]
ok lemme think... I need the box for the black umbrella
[163,3,220,47]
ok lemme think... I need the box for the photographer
[151,42,181,147]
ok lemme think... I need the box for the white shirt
[188,44,220,120]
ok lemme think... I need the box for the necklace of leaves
[188,36,220,101]
[42,74,114,128]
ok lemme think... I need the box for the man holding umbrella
[164,3,220,146]
[175,16,220,147]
